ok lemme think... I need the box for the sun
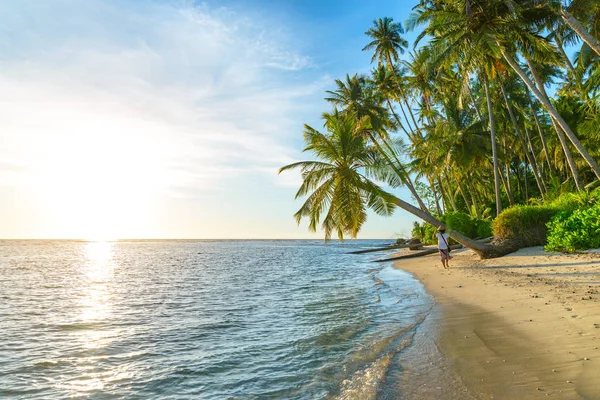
[32,124,165,240]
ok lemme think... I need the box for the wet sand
[394,246,600,399]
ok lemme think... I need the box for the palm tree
[548,0,600,57]
[325,73,430,212]
[363,17,422,137]
[280,112,507,258]
[410,0,600,183]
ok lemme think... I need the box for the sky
[0,0,424,240]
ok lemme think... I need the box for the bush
[474,219,493,239]
[444,211,475,238]
[412,211,490,245]
[548,192,597,214]
[545,204,600,252]
[411,221,437,245]
[492,205,559,247]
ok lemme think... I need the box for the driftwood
[374,244,463,263]
[349,239,423,254]
[348,244,410,254]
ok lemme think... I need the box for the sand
[393,246,600,399]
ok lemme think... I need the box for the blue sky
[0,0,423,239]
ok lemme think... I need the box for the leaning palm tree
[280,111,510,259]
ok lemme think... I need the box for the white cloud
[0,0,327,201]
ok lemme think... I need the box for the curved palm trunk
[390,196,518,259]
[503,50,600,181]
[498,79,546,196]
[368,133,429,212]
[526,63,584,190]
[483,75,502,216]
[561,9,600,57]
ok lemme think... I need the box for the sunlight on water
[59,241,118,395]
[0,240,434,399]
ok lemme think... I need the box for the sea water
[0,240,435,399]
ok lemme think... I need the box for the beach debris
[594,324,600,329]
[584,357,590,360]
[552,369,558,372]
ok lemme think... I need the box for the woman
[434,225,451,269]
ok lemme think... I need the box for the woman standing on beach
[435,225,451,269]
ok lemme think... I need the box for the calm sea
[0,240,436,399]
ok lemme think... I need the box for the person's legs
[440,249,449,269]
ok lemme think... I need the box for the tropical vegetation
[281,0,600,258]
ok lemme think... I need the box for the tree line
[281,0,600,259]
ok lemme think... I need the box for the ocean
[0,240,437,399]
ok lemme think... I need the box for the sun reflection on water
[60,241,120,395]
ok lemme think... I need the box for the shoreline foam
[393,246,600,399]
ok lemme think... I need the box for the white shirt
[436,233,449,250]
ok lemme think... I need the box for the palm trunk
[398,101,416,136]
[387,55,422,140]
[498,79,546,196]
[467,179,482,219]
[524,159,529,200]
[483,75,502,216]
[437,177,452,212]
[555,36,575,73]
[427,176,443,215]
[399,88,421,138]
[454,176,473,216]
[526,62,584,191]
[505,163,513,203]
[386,99,410,136]
[390,196,521,259]
[388,197,488,255]
[524,123,548,191]
[561,9,600,57]
[369,134,429,212]
[530,103,556,176]
[498,165,514,206]
[443,172,458,211]
[503,49,600,181]
[468,81,484,121]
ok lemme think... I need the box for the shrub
[444,211,475,238]
[545,204,600,252]
[411,221,437,244]
[492,205,559,247]
[548,192,598,214]
[474,219,493,239]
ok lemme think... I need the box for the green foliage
[547,191,598,214]
[475,219,493,239]
[546,204,600,252]
[492,205,559,247]
[411,221,437,245]
[412,181,437,214]
[444,211,475,237]
[412,211,490,244]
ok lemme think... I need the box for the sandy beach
[394,246,600,399]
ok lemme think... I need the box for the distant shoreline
[394,247,600,399]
